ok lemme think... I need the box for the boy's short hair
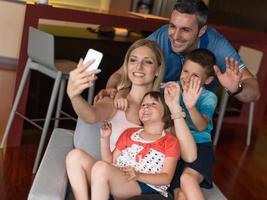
[141,91,172,129]
[185,49,216,77]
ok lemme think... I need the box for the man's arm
[93,67,123,103]
[106,66,123,89]
[236,68,260,102]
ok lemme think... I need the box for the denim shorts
[109,181,159,200]
[170,142,215,191]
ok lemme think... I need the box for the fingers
[162,82,180,94]
[109,88,118,99]
[94,89,105,104]
[102,120,111,128]
[225,57,239,73]
[121,167,137,181]
[77,58,95,70]
[213,65,221,76]
[100,121,112,137]
[114,98,128,111]
[94,88,118,104]
[189,76,201,93]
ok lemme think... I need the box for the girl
[92,86,191,199]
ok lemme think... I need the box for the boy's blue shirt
[180,87,218,143]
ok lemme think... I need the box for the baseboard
[0,56,18,70]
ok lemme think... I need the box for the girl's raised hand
[114,97,128,111]
[162,82,182,112]
[100,121,112,138]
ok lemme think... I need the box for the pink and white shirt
[115,127,180,197]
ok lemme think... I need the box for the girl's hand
[121,166,139,181]
[112,88,130,110]
[114,97,128,111]
[162,82,182,111]
[67,58,98,99]
[183,76,202,109]
[100,121,112,138]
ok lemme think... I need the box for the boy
[172,48,217,200]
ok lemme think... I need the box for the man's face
[168,10,204,53]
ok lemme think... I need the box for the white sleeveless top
[109,110,140,151]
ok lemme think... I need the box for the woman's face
[127,46,159,87]
[139,95,164,125]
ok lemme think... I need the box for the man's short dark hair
[185,49,216,77]
[173,0,208,28]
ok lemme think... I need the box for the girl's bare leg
[180,168,204,200]
[66,149,96,200]
[91,161,142,200]
[174,188,186,200]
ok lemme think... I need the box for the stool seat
[55,59,77,74]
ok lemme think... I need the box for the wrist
[136,171,141,181]
[226,82,243,96]
[171,110,186,120]
[186,106,196,112]
[100,135,110,139]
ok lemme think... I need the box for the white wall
[0,1,25,59]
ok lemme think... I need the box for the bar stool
[0,27,77,173]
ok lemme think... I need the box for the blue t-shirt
[180,88,218,143]
[148,25,245,92]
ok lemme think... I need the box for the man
[96,0,259,103]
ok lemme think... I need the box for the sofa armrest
[28,128,74,200]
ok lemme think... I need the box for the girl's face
[127,46,159,87]
[139,95,164,125]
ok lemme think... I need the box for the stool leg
[87,83,95,104]
[213,90,229,146]
[32,72,62,173]
[54,78,66,128]
[0,62,31,148]
[247,102,255,146]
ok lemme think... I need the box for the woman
[65,39,196,199]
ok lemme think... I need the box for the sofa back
[73,118,102,160]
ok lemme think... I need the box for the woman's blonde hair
[117,39,165,91]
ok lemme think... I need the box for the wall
[0,68,17,142]
[0,1,25,59]
[0,0,114,60]
[208,0,267,32]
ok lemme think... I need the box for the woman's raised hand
[67,58,98,99]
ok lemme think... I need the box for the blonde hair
[117,39,165,91]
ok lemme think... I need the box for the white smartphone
[83,48,103,72]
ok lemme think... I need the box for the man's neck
[185,38,200,53]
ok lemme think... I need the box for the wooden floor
[1,119,267,200]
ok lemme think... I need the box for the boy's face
[180,60,210,90]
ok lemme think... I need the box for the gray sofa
[28,118,227,200]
